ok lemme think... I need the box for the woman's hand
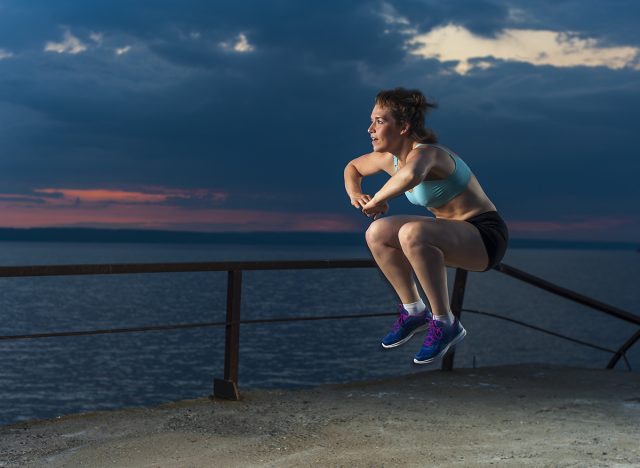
[361,197,389,220]
[349,193,372,210]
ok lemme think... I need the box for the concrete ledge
[2,364,639,467]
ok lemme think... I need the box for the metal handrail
[1,259,638,399]
[0,259,374,278]
[495,263,640,325]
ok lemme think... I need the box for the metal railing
[1,260,638,400]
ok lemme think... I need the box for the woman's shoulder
[409,143,441,160]
[414,143,461,163]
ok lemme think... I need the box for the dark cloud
[394,0,510,36]
[504,0,640,46]
[0,0,639,239]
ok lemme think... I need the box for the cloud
[44,29,88,54]
[115,45,131,55]
[0,194,46,204]
[35,188,176,204]
[377,2,410,27]
[0,48,12,59]
[408,23,640,74]
[506,7,532,24]
[89,32,103,45]
[0,187,229,208]
[219,33,254,53]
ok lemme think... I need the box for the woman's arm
[362,147,436,213]
[344,152,389,209]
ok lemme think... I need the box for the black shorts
[464,211,509,271]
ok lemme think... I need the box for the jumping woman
[344,87,508,364]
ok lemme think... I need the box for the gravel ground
[1,364,639,467]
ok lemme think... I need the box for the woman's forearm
[372,169,421,204]
[344,164,364,197]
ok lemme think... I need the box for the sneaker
[381,305,431,349]
[413,319,466,365]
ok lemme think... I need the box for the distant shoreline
[0,227,637,250]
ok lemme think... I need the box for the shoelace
[423,320,444,347]
[391,311,409,333]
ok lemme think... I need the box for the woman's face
[368,104,403,153]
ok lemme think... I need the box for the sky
[0,0,639,242]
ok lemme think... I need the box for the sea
[0,241,638,427]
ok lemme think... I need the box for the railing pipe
[0,259,375,278]
[495,263,640,326]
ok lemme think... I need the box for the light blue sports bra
[393,143,472,209]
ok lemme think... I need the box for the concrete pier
[2,364,639,467]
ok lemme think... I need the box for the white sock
[402,299,427,316]
[433,310,455,325]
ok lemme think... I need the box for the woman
[344,87,508,365]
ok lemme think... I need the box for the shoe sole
[412,327,467,365]
[380,323,429,349]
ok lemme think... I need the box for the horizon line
[0,226,637,249]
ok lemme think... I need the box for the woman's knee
[365,219,394,247]
[398,222,437,253]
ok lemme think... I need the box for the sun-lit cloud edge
[44,29,88,55]
[218,33,254,53]
[407,23,640,75]
[115,45,132,56]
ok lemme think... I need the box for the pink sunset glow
[35,189,174,204]
[0,186,360,232]
[0,204,360,231]
[29,187,229,205]
[1,186,636,238]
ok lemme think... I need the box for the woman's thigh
[367,215,489,271]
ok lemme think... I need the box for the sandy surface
[1,364,640,467]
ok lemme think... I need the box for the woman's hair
[375,87,438,143]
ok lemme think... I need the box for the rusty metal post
[213,269,242,400]
[442,268,468,371]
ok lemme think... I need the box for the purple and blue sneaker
[381,305,431,349]
[413,319,466,365]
